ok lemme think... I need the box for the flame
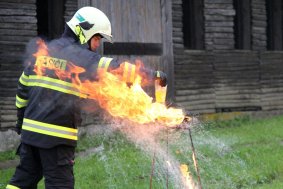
[180,164,195,189]
[33,39,48,76]
[33,38,48,57]
[32,39,186,126]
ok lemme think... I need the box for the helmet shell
[67,6,112,43]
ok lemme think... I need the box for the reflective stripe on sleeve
[19,72,29,86]
[22,118,78,140]
[6,184,20,189]
[123,62,136,83]
[98,57,113,71]
[27,75,87,98]
[16,95,29,108]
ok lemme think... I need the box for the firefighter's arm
[15,107,25,135]
[15,70,30,134]
[97,57,167,86]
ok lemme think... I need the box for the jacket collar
[62,24,78,42]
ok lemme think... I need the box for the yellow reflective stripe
[98,57,106,69]
[25,118,78,133]
[27,75,87,98]
[16,95,28,108]
[22,118,78,140]
[104,58,112,71]
[29,75,73,87]
[123,62,136,83]
[19,72,29,86]
[6,184,20,189]
[98,57,113,71]
[23,125,78,140]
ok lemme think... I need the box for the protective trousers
[7,143,75,189]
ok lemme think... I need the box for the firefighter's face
[90,35,102,51]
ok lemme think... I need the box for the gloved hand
[155,71,167,87]
[15,120,22,135]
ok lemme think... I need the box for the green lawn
[194,115,283,189]
[0,114,283,188]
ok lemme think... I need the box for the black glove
[155,71,167,87]
[15,120,22,135]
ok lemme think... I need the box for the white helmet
[67,6,112,44]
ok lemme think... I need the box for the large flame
[32,39,186,126]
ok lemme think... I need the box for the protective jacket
[16,26,121,148]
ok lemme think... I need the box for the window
[234,0,251,49]
[182,0,204,49]
[266,0,283,50]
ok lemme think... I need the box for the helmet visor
[100,33,113,43]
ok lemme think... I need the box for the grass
[194,115,283,188]
[0,114,283,188]
[74,132,169,188]
[0,150,17,162]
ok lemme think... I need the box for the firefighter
[6,6,167,189]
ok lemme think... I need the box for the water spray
[149,149,156,189]
[150,81,203,188]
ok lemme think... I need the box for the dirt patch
[0,159,19,170]
[76,145,104,157]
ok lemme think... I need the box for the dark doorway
[266,0,283,50]
[36,0,66,40]
[182,0,204,50]
[234,0,251,50]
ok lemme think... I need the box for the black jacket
[16,26,120,148]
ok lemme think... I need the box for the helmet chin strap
[75,25,87,44]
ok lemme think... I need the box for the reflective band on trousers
[6,184,20,189]
[98,57,113,71]
[20,74,87,98]
[16,95,29,108]
[22,118,78,140]
[123,62,136,83]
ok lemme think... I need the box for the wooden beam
[48,0,65,39]
[161,0,175,102]
[103,42,163,55]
